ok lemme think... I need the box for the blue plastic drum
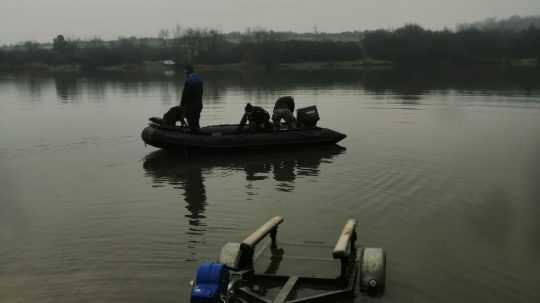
[191,262,230,303]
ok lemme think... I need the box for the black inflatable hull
[141,124,346,150]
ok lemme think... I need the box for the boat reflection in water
[143,145,346,205]
[142,146,345,259]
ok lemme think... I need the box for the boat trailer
[190,217,386,302]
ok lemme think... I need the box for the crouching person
[237,103,272,132]
[149,106,187,127]
[163,105,188,127]
[272,96,297,130]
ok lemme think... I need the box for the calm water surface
[1,68,540,302]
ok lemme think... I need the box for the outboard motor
[191,262,230,303]
[296,106,320,127]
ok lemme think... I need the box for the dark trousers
[186,107,202,132]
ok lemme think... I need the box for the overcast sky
[1,0,539,44]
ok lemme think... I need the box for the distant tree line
[0,27,364,70]
[0,35,178,70]
[457,15,540,32]
[1,21,539,70]
[237,29,363,68]
[363,24,540,65]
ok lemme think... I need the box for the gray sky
[1,0,539,44]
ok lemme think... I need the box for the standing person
[272,96,297,130]
[180,64,203,132]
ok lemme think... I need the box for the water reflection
[54,74,80,101]
[142,146,345,234]
[142,154,208,227]
[13,75,51,101]
[9,66,540,105]
[362,66,540,97]
[159,81,174,105]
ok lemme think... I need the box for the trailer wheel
[359,247,386,296]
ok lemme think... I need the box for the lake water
[1,67,540,303]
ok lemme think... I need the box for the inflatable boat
[141,122,346,150]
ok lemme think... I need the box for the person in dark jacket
[162,105,187,127]
[272,96,297,130]
[148,105,187,127]
[180,65,203,132]
[237,103,272,132]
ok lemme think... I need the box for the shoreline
[0,60,392,73]
[1,58,538,74]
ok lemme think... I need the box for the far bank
[2,58,540,74]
